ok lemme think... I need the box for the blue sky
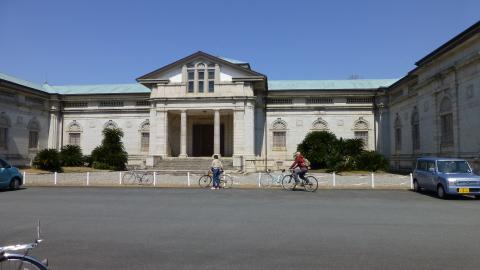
[0,0,478,85]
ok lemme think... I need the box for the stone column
[47,112,58,149]
[244,101,255,157]
[214,109,220,156]
[179,110,188,158]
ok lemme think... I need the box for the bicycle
[122,170,154,185]
[281,170,319,192]
[260,169,289,189]
[0,221,49,270]
[198,170,234,188]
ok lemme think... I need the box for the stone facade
[1,22,479,171]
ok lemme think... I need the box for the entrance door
[193,124,213,157]
[192,124,225,157]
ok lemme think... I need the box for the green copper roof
[51,83,150,95]
[268,79,398,90]
[0,72,54,93]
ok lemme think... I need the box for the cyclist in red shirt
[289,152,309,188]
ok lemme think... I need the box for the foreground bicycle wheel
[304,176,318,192]
[281,175,295,190]
[222,174,234,188]
[198,175,212,188]
[122,171,137,185]
[260,173,274,188]
[0,254,48,270]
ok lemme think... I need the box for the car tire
[413,179,421,192]
[9,178,21,191]
[437,185,448,199]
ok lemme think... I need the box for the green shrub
[297,131,388,172]
[60,145,84,166]
[297,131,338,169]
[32,149,62,172]
[354,151,389,172]
[91,128,128,171]
[83,155,93,167]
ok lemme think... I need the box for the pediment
[136,51,266,85]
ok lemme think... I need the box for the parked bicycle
[281,170,319,192]
[0,221,49,270]
[260,169,289,189]
[122,170,154,185]
[198,171,234,188]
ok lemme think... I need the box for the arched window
[27,117,40,150]
[272,118,287,150]
[411,107,420,151]
[439,97,453,146]
[312,118,328,131]
[104,120,118,130]
[394,114,402,152]
[0,113,11,150]
[187,62,216,93]
[139,120,150,152]
[67,120,82,146]
[353,117,369,149]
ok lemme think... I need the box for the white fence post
[23,171,26,185]
[54,172,57,185]
[371,172,375,189]
[119,172,122,185]
[187,172,191,187]
[333,172,336,187]
[410,173,413,189]
[86,172,90,186]
[258,172,262,187]
[153,171,156,186]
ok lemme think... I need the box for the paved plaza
[1,187,479,270]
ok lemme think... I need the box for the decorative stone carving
[312,118,328,130]
[272,118,287,130]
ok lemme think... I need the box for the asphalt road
[1,187,479,270]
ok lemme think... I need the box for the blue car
[0,158,23,190]
[412,157,480,199]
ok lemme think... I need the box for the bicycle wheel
[122,171,137,185]
[139,172,153,185]
[304,176,318,192]
[0,254,48,270]
[198,175,212,188]
[260,173,274,188]
[281,175,295,190]
[222,174,234,188]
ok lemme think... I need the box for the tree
[297,131,338,169]
[60,145,84,166]
[91,128,128,170]
[32,149,62,172]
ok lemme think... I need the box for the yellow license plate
[458,188,470,193]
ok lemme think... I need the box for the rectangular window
[208,81,214,92]
[208,71,215,80]
[273,131,286,149]
[188,81,194,93]
[29,131,39,149]
[188,71,194,80]
[188,71,194,93]
[354,131,368,149]
[441,113,453,145]
[0,127,6,150]
[141,132,149,152]
[198,81,204,92]
[395,128,402,151]
[69,133,81,146]
[198,71,204,80]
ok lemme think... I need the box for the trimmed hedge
[60,145,84,166]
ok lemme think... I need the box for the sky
[0,0,478,85]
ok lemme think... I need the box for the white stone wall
[0,87,50,166]
[388,34,480,171]
[62,112,150,157]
